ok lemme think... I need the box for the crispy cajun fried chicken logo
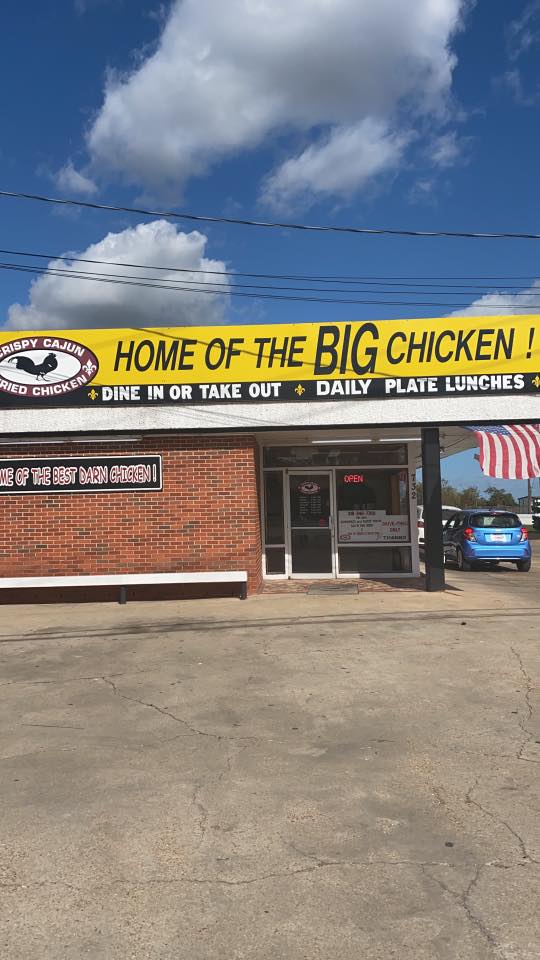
[0,336,99,398]
[298,480,321,495]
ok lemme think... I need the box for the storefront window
[339,546,412,574]
[336,469,410,545]
[263,444,406,467]
[264,472,285,544]
[265,547,286,574]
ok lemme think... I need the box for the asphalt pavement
[1,574,540,959]
[443,548,540,603]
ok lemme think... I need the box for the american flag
[467,424,540,480]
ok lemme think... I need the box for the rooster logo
[8,353,58,380]
[298,480,321,495]
[0,336,99,398]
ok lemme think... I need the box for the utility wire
[1,260,538,309]
[0,246,538,288]
[2,189,540,240]
[3,257,540,298]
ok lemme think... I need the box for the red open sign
[343,473,365,484]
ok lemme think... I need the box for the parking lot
[443,546,540,605]
[1,568,540,960]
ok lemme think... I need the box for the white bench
[0,571,248,604]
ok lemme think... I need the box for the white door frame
[286,469,336,578]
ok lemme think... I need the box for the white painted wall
[1,394,539,435]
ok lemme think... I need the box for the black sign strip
[0,455,162,495]
[0,373,538,407]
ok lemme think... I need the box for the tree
[457,486,483,509]
[416,479,517,510]
[441,479,460,505]
[483,486,517,509]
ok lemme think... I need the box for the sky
[1,0,540,494]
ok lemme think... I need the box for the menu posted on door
[338,510,409,542]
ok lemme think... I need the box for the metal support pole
[119,586,127,605]
[421,427,445,592]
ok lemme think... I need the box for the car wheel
[516,558,532,572]
[456,547,471,572]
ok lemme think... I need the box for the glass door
[288,472,334,575]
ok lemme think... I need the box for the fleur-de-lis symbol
[88,388,98,401]
[532,375,540,389]
[295,383,305,396]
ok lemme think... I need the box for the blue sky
[1,0,539,494]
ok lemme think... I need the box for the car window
[445,514,459,530]
[417,506,423,520]
[471,512,521,529]
[442,508,458,522]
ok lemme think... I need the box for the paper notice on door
[338,510,409,543]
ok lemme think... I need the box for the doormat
[307,582,359,595]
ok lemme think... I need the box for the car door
[443,513,461,559]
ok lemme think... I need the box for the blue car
[443,509,532,572]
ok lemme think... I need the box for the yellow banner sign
[0,315,538,407]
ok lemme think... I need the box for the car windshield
[471,512,521,529]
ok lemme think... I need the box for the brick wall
[0,434,263,598]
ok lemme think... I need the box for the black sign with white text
[0,373,537,408]
[0,456,162,494]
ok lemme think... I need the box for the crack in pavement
[20,723,85,730]
[510,646,536,763]
[0,668,150,689]
[2,858,536,893]
[190,740,251,853]
[466,777,538,865]
[0,859,469,891]
[99,676,261,743]
[190,781,209,854]
[421,863,500,955]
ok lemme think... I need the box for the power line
[4,258,540,298]
[3,258,540,297]
[0,247,538,292]
[1,260,538,309]
[2,188,540,240]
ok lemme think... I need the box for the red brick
[0,434,263,596]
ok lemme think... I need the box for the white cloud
[499,67,540,105]
[507,0,540,61]
[261,120,411,210]
[85,0,466,203]
[7,220,229,330]
[408,178,436,203]
[451,281,540,316]
[55,161,98,196]
[429,130,462,167]
[496,2,540,106]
